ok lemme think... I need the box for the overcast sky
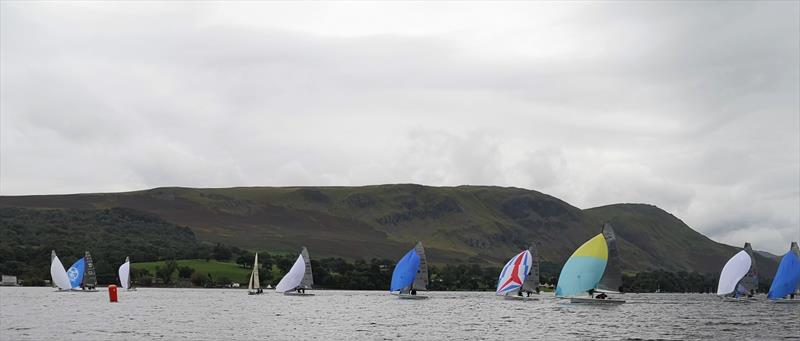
[1,1,798,253]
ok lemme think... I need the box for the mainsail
[767,243,800,300]
[521,245,540,294]
[596,223,622,293]
[411,242,428,291]
[717,250,752,296]
[792,242,800,294]
[248,253,260,292]
[497,250,532,295]
[83,251,97,289]
[737,243,759,294]
[555,233,608,298]
[300,247,313,289]
[50,251,72,290]
[118,257,131,290]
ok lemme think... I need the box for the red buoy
[108,284,118,302]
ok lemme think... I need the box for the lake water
[1,287,798,340]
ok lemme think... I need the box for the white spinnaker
[50,255,72,290]
[275,255,305,293]
[118,261,130,289]
[717,250,752,295]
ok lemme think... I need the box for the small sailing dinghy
[497,246,540,301]
[717,243,759,302]
[50,250,72,292]
[767,242,800,304]
[66,251,97,291]
[556,223,625,304]
[248,253,263,295]
[118,256,136,291]
[275,247,314,296]
[390,241,429,299]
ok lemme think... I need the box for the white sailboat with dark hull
[118,256,136,291]
[717,243,759,302]
[497,245,540,301]
[248,253,263,295]
[556,223,625,304]
[390,241,429,299]
[275,247,315,296]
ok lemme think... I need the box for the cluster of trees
[621,270,773,293]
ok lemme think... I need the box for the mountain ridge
[0,184,779,277]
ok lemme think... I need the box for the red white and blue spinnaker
[496,250,533,295]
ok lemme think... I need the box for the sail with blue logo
[67,257,86,289]
[767,244,800,300]
[390,247,420,292]
[496,250,532,295]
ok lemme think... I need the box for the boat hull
[398,294,428,300]
[248,291,264,295]
[503,295,539,301]
[569,297,625,304]
[283,292,315,296]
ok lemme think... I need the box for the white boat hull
[398,294,428,300]
[503,295,539,301]
[569,297,625,304]
[283,292,315,296]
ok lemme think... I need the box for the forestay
[717,250,752,296]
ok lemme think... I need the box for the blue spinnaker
[67,257,85,289]
[390,249,420,292]
[767,251,800,299]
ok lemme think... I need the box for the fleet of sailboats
[390,241,429,299]
[43,235,800,308]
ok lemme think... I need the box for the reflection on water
[1,288,798,340]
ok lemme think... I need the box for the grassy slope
[0,185,778,275]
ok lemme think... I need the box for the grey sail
[51,250,57,288]
[249,253,260,291]
[597,223,622,293]
[521,245,540,293]
[411,241,428,291]
[125,256,132,289]
[738,243,759,293]
[791,242,799,294]
[300,247,313,289]
[84,251,97,289]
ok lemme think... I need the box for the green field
[133,259,251,284]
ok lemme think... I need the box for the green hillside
[0,185,778,277]
[133,259,251,284]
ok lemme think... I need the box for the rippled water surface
[1,287,798,340]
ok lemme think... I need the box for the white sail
[275,254,305,293]
[249,253,260,292]
[50,253,71,290]
[717,250,752,296]
[118,258,131,290]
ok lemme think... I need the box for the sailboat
[50,250,72,292]
[390,241,429,299]
[65,251,98,292]
[118,256,136,291]
[556,223,625,304]
[275,247,314,296]
[248,253,263,295]
[767,242,800,303]
[497,246,540,301]
[717,243,758,301]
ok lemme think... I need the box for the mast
[300,247,313,289]
[597,223,622,293]
[411,241,428,291]
[521,245,540,293]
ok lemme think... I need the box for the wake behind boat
[390,241,429,299]
[556,223,625,304]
